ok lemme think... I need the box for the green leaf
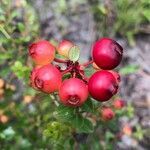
[17,23,25,32]
[119,65,139,75]
[143,10,150,21]
[55,104,75,122]
[72,115,94,133]
[80,98,95,113]
[68,46,80,62]
[98,5,107,14]
[84,67,95,77]
[105,131,115,140]
[0,127,15,140]
[133,125,144,140]
[0,25,11,39]
[11,61,30,81]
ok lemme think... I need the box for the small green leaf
[72,115,94,133]
[55,104,75,122]
[68,46,80,62]
[119,65,139,75]
[0,127,15,140]
[143,10,150,21]
[0,25,11,39]
[11,61,30,81]
[84,67,96,77]
[80,98,95,113]
[17,23,25,32]
[98,5,107,14]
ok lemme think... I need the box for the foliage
[0,0,145,149]
[91,0,150,45]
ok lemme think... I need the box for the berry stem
[61,67,72,75]
[72,72,76,78]
[82,60,93,67]
[79,71,89,83]
[54,58,68,63]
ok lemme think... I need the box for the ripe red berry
[30,66,40,89]
[29,40,55,65]
[30,64,62,93]
[113,99,125,109]
[101,107,115,121]
[59,78,88,107]
[92,38,123,70]
[57,40,74,58]
[88,70,118,102]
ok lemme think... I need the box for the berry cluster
[29,38,123,107]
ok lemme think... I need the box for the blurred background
[0,0,150,149]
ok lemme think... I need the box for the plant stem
[54,58,68,63]
[81,60,93,67]
[0,25,11,39]
[79,72,89,83]
[61,67,72,75]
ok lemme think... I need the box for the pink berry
[29,40,55,65]
[113,99,125,109]
[57,40,74,58]
[30,64,62,93]
[59,78,88,107]
[92,38,123,70]
[101,107,115,121]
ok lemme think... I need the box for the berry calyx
[59,78,88,107]
[92,38,123,70]
[113,99,125,109]
[30,64,62,93]
[88,70,118,102]
[101,107,115,121]
[29,40,55,65]
[57,40,74,58]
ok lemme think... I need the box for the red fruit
[30,64,62,93]
[109,71,121,83]
[113,99,125,109]
[88,70,118,102]
[29,40,55,65]
[92,38,123,70]
[59,78,88,107]
[101,107,115,121]
[122,124,132,136]
[57,40,74,58]
[30,67,40,89]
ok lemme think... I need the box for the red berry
[101,107,115,121]
[109,71,121,83]
[92,38,123,70]
[59,78,88,107]
[122,124,132,136]
[88,70,118,102]
[57,40,74,58]
[113,99,125,109]
[30,64,62,93]
[30,66,40,89]
[29,40,55,65]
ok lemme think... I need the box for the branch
[54,58,68,63]
[61,67,73,75]
[81,60,93,67]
